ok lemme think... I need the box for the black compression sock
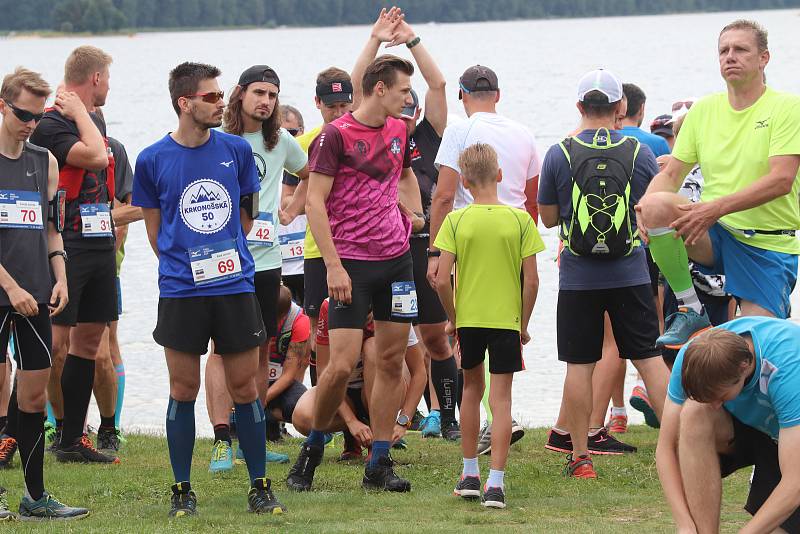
[0,416,6,435]
[100,414,116,430]
[423,383,431,412]
[456,368,464,410]
[17,410,45,501]
[60,354,95,447]
[431,356,458,424]
[5,378,18,439]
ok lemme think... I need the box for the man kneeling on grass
[657,317,800,533]
[434,143,543,509]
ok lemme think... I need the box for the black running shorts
[266,379,307,422]
[328,251,416,330]
[254,268,281,338]
[0,305,52,370]
[53,247,119,326]
[282,273,304,306]
[456,327,523,374]
[303,257,328,318]
[153,293,267,355]
[410,237,447,325]
[346,387,370,425]
[720,414,800,532]
[556,284,661,364]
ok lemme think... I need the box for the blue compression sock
[234,401,267,482]
[114,363,125,428]
[369,441,391,468]
[306,430,326,447]
[166,397,196,484]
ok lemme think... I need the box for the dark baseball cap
[316,79,353,105]
[238,65,280,88]
[650,114,674,137]
[400,88,419,120]
[459,65,498,99]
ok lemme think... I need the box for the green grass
[2,426,751,532]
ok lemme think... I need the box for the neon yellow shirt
[434,204,545,330]
[295,125,323,260]
[672,88,800,254]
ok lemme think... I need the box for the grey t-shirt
[108,137,133,202]
[538,129,657,290]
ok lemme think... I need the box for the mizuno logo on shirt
[220,160,234,167]
[755,119,769,129]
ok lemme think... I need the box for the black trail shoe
[362,455,411,492]
[286,443,323,492]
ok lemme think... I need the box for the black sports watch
[48,250,68,262]
[426,248,441,258]
[396,413,411,428]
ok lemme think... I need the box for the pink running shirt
[308,112,412,260]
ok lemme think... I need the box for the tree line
[0,0,797,34]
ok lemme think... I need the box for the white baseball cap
[577,69,623,103]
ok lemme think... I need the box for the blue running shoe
[421,410,441,438]
[235,446,289,464]
[657,307,711,349]
[209,440,234,473]
[19,492,89,520]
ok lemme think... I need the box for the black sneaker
[169,482,196,517]
[442,420,461,441]
[544,429,572,453]
[362,455,411,492]
[0,437,17,468]
[248,478,286,515]
[453,475,481,499]
[481,486,506,509]
[55,435,120,464]
[588,427,637,455]
[97,427,121,453]
[286,443,323,492]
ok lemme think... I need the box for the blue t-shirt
[132,130,260,298]
[669,317,800,440]
[619,126,671,157]
[538,129,658,290]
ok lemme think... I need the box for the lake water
[3,8,800,435]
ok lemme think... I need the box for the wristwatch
[426,248,441,258]
[396,413,411,428]
[48,250,68,262]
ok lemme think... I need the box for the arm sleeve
[536,145,563,205]
[434,123,462,173]
[237,141,260,195]
[291,313,311,343]
[283,133,309,174]
[768,97,800,157]
[309,124,343,177]
[433,213,457,254]
[131,151,160,209]
[315,299,330,346]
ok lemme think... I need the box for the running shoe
[0,436,17,468]
[0,487,15,521]
[286,443,324,492]
[209,440,234,473]
[588,427,637,455]
[54,435,119,464]
[544,429,573,454]
[235,445,289,464]
[453,475,481,499]
[630,385,660,428]
[565,454,597,479]
[657,307,711,349]
[420,410,441,438]
[510,419,525,445]
[18,492,89,521]
[44,421,56,443]
[247,477,285,515]
[607,411,628,433]
[47,428,61,452]
[476,421,492,455]
[338,447,363,462]
[169,482,196,517]
[409,410,425,431]
[481,486,506,509]
[362,455,411,492]
[97,427,122,453]
[442,420,461,441]
[391,438,408,450]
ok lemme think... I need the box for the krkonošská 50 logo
[180,179,232,234]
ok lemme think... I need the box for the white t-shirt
[434,112,541,210]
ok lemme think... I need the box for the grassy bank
[1,426,750,533]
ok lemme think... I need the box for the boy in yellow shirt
[434,143,544,508]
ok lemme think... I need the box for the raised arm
[351,7,404,110]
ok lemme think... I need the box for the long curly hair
[223,84,281,151]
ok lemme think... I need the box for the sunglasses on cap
[286,128,301,137]
[3,100,44,123]
[183,91,225,104]
[671,100,693,113]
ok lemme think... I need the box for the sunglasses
[3,100,44,123]
[286,128,301,137]
[671,100,693,112]
[184,91,225,104]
